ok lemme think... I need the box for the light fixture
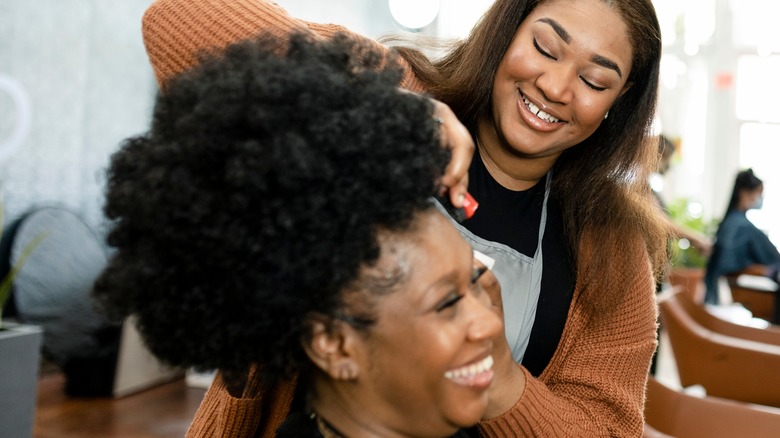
[389,0,440,30]
[0,74,31,164]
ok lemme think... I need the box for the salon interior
[2,0,780,437]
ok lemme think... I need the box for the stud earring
[337,363,357,380]
[604,111,609,120]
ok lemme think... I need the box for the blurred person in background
[705,168,780,305]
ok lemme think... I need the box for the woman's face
[491,0,634,158]
[740,185,764,210]
[351,210,502,436]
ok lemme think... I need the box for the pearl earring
[604,111,609,120]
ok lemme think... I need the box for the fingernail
[462,192,478,219]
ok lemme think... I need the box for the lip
[516,89,566,132]
[444,354,495,390]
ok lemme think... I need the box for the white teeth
[522,95,560,123]
[444,355,494,379]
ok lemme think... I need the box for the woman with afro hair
[94,33,503,437]
[141,1,670,436]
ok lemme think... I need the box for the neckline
[312,412,345,438]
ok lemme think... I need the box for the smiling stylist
[139,0,670,436]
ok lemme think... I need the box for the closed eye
[470,266,488,297]
[435,265,488,312]
[436,292,464,312]
[471,266,487,284]
[580,76,606,91]
[533,38,555,60]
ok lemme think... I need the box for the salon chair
[643,375,780,438]
[669,287,780,345]
[725,265,778,323]
[658,289,780,408]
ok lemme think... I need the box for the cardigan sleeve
[186,364,297,438]
[142,0,425,92]
[477,231,658,437]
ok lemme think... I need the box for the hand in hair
[432,99,474,208]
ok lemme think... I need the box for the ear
[301,316,362,381]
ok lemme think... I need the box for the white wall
[1,0,771,242]
[0,0,156,232]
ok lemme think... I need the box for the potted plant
[0,218,46,438]
[666,198,713,304]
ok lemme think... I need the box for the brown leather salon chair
[644,375,780,438]
[725,265,778,323]
[670,287,780,346]
[658,289,780,408]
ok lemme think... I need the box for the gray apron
[435,173,550,363]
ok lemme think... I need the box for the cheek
[396,325,461,370]
[373,323,463,390]
[497,42,535,82]
[575,94,617,127]
[577,101,605,125]
[366,326,461,420]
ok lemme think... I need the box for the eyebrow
[538,18,570,43]
[591,54,623,79]
[537,18,624,79]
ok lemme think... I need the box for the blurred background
[1,0,777,248]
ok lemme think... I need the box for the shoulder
[579,227,650,270]
[574,227,656,318]
[718,212,759,238]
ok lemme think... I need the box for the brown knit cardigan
[141,1,659,436]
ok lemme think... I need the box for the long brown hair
[393,0,671,284]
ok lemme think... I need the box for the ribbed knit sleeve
[142,0,425,92]
[477,230,658,437]
[186,364,296,438]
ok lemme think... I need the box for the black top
[276,411,473,437]
[462,151,575,377]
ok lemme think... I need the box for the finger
[441,121,473,207]
[443,146,470,208]
[432,101,474,208]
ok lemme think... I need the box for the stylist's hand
[477,264,526,418]
[431,99,474,208]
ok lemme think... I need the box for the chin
[448,398,490,430]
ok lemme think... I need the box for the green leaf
[666,197,714,269]
[0,231,47,327]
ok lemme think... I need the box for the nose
[465,291,503,342]
[536,63,575,104]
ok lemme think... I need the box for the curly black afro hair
[93,33,449,380]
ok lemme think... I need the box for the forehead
[373,211,468,268]
[361,211,470,299]
[528,0,633,72]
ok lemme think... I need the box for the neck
[476,118,559,191]
[311,379,405,438]
[314,414,345,438]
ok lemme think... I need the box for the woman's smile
[517,89,566,132]
[444,354,495,389]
